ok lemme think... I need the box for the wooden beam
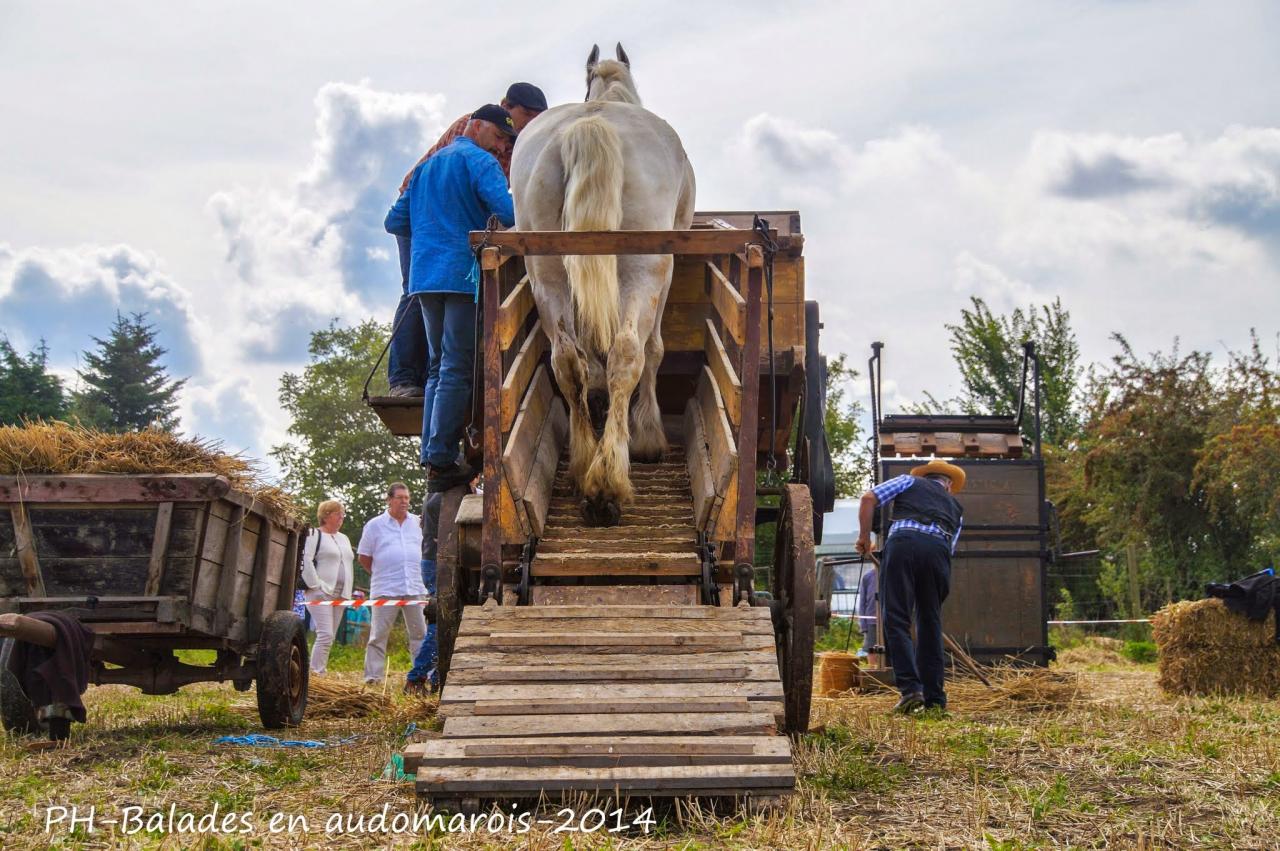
[496,275,534,351]
[468,228,786,257]
[501,366,553,497]
[480,247,504,581]
[212,505,246,635]
[734,245,765,574]
[704,318,742,426]
[500,327,548,433]
[441,712,778,740]
[143,501,174,597]
[8,505,45,597]
[707,262,746,346]
[0,474,230,504]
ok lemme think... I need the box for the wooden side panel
[697,367,737,497]
[683,398,716,529]
[495,275,533,351]
[0,510,21,596]
[500,327,548,433]
[705,318,742,426]
[502,366,554,497]
[522,401,568,537]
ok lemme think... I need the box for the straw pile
[817,651,860,696]
[0,421,302,521]
[1151,598,1280,697]
[304,678,394,718]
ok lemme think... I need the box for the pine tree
[72,312,186,431]
[0,337,68,424]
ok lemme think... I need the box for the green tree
[0,337,67,424]
[823,355,870,497]
[271,320,428,573]
[931,297,1083,447]
[72,312,186,431]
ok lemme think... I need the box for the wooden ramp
[406,604,794,803]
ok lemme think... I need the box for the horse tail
[560,114,623,355]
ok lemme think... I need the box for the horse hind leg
[629,326,668,463]
[582,325,643,526]
[549,329,597,489]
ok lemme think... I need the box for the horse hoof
[580,495,621,527]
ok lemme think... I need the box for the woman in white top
[301,499,355,674]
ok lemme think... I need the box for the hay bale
[0,421,302,521]
[1152,598,1280,697]
[817,651,859,696]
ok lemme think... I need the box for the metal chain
[753,215,780,484]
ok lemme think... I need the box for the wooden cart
[368,212,835,804]
[0,474,309,737]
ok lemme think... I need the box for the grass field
[3,629,1278,849]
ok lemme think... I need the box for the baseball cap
[505,82,548,112]
[471,104,517,137]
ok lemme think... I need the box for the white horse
[511,43,696,526]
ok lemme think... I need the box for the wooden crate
[0,474,303,646]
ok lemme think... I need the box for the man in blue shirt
[385,104,516,492]
[856,459,966,714]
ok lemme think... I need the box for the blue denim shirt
[384,136,515,295]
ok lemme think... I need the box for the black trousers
[881,530,952,706]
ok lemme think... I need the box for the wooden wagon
[367,211,835,804]
[0,474,309,738]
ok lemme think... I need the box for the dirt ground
[2,639,1278,849]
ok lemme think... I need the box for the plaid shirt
[400,112,512,191]
[871,474,963,554]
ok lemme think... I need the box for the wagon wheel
[255,611,308,729]
[0,638,40,736]
[772,483,816,735]
[433,487,468,690]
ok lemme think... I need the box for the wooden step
[408,604,793,803]
[536,537,693,554]
[531,552,702,576]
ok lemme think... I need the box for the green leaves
[0,337,67,425]
[270,320,428,569]
[72,312,186,432]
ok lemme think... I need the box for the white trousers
[363,604,426,682]
[305,588,339,674]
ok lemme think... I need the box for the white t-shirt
[301,529,354,598]
[357,510,426,598]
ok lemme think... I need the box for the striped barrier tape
[305,598,432,607]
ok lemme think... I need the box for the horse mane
[587,59,641,105]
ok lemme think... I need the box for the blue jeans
[882,531,952,707]
[419,292,476,468]
[388,235,427,389]
[406,559,438,684]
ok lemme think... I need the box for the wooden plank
[449,649,778,669]
[8,505,46,597]
[705,319,742,426]
[442,711,777,739]
[528,584,698,606]
[697,367,737,499]
[530,553,701,576]
[707,262,746,346]
[211,504,246,635]
[473,632,750,649]
[406,736,791,772]
[496,275,534,351]
[468,697,753,716]
[446,664,779,684]
[469,228,786,257]
[443,681,782,704]
[501,366,553,497]
[500,327,548,433]
[463,604,772,620]
[481,248,504,579]
[143,502,174,597]
[0,474,231,505]
[244,510,275,639]
[521,398,567,537]
[416,761,793,793]
[459,617,772,636]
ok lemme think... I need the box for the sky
[1,1,1277,475]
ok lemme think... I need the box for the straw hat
[910,459,966,493]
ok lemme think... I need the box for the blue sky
[1,1,1277,472]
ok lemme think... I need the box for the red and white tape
[305,598,432,608]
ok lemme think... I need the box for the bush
[1122,640,1158,664]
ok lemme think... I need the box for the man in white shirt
[357,482,428,683]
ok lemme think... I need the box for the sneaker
[892,693,925,715]
[388,384,424,398]
[427,461,476,493]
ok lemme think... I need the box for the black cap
[471,104,517,137]
[505,82,548,112]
